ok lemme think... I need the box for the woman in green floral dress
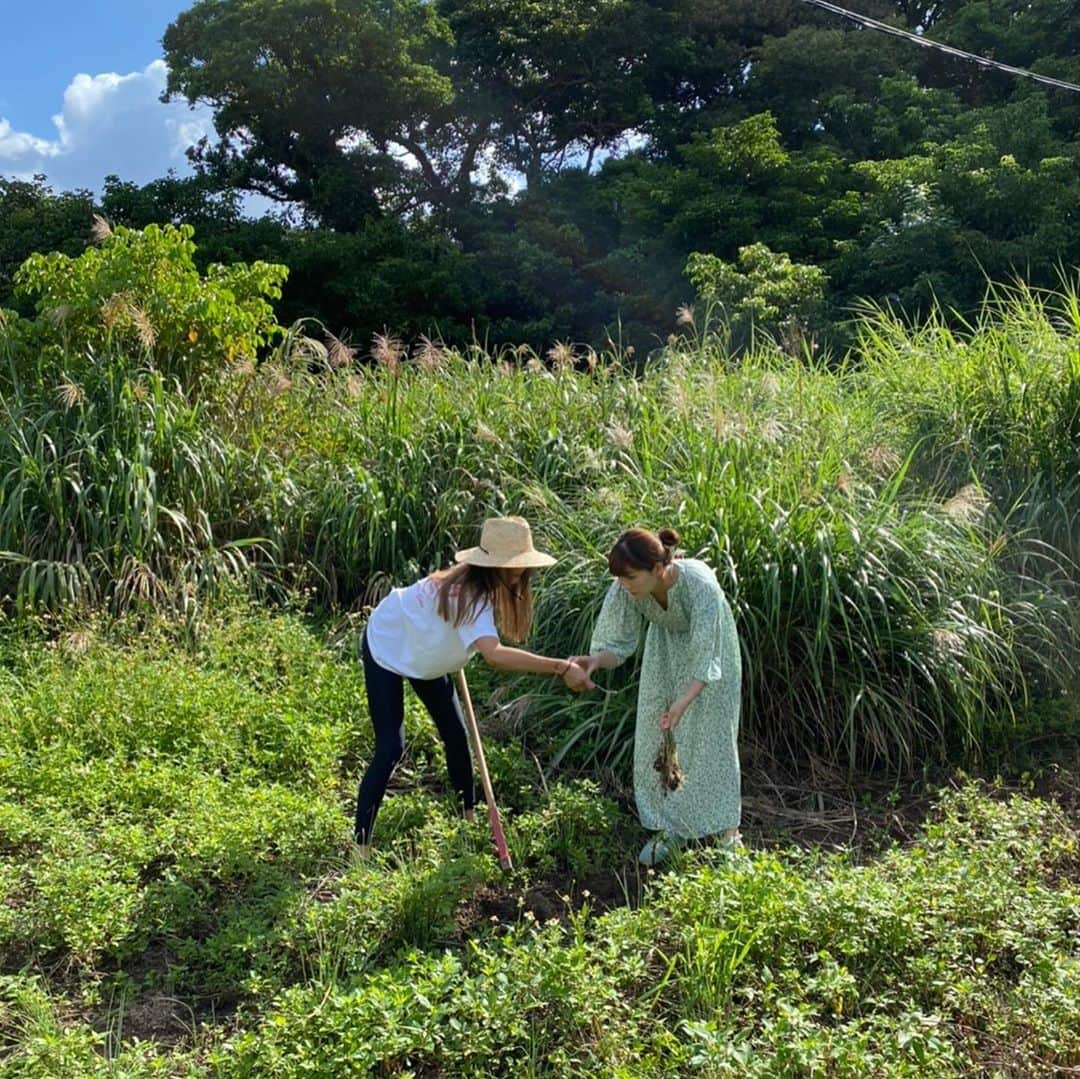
[573,527,742,865]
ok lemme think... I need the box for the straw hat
[454,516,556,569]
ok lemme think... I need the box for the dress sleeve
[589,581,643,663]
[686,566,726,683]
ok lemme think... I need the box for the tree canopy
[3,0,1077,351]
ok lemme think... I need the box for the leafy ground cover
[0,604,1075,1077]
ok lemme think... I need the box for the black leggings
[355,634,478,844]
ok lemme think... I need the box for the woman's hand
[562,660,595,693]
[659,705,684,731]
[569,654,602,677]
[660,680,705,730]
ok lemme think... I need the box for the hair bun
[657,528,680,549]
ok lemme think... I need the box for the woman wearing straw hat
[355,516,592,854]
[572,527,742,866]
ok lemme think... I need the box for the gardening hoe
[455,669,513,871]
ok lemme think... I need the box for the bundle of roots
[653,729,684,793]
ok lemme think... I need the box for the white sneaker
[718,830,744,855]
[638,833,682,866]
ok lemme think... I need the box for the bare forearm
[484,644,569,676]
[672,679,706,714]
[589,650,622,670]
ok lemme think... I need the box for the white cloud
[0,60,215,193]
[0,120,58,161]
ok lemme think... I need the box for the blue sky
[0,0,215,193]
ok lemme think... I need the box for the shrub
[9,222,286,394]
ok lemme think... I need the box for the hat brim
[454,547,556,568]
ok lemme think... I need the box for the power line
[799,0,1080,94]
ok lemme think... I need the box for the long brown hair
[606,527,681,576]
[431,562,535,643]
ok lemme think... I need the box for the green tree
[162,0,673,229]
[829,94,1080,315]
[163,0,457,229]
[0,178,95,310]
[686,242,829,351]
[6,0,1078,354]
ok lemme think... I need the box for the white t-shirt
[365,577,499,680]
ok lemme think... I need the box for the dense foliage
[3,7,1079,1054]
[0,147,1075,1072]
[0,224,1076,774]
[3,0,1079,349]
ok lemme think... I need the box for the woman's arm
[569,650,622,676]
[664,565,727,728]
[473,637,594,690]
[584,582,644,670]
[661,678,706,730]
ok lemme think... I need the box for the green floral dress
[589,558,742,839]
